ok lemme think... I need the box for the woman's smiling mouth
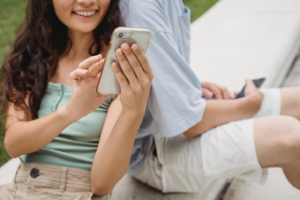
[73,10,98,17]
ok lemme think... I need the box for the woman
[0,0,153,199]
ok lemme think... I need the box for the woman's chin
[72,25,97,34]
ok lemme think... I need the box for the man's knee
[255,116,300,167]
[276,116,300,161]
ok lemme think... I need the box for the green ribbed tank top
[21,82,116,171]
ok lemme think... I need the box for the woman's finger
[89,59,105,76]
[79,54,102,69]
[69,68,89,87]
[111,62,130,90]
[121,43,145,79]
[116,48,139,86]
[131,44,153,76]
[69,68,89,80]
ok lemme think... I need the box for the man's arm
[121,0,258,139]
[184,80,263,137]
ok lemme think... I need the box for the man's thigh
[200,119,267,185]
[133,89,282,193]
[147,119,266,193]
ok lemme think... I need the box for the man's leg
[134,115,300,193]
[280,87,300,120]
[133,89,300,193]
[254,115,300,189]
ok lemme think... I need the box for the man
[119,0,300,193]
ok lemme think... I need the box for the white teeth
[75,10,96,16]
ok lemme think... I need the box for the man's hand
[201,82,236,99]
[244,79,264,115]
[244,79,262,97]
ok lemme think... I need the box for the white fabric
[134,89,281,193]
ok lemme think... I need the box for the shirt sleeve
[145,32,206,137]
[120,0,206,138]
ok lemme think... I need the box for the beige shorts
[0,163,111,200]
[133,88,281,193]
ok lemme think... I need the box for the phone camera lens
[119,33,123,37]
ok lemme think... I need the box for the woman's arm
[90,43,154,195]
[4,55,108,158]
[90,96,142,195]
[4,100,75,158]
[97,96,123,152]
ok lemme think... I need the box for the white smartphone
[97,27,152,95]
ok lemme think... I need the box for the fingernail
[117,49,122,56]
[132,44,138,51]
[112,63,117,68]
[122,44,129,50]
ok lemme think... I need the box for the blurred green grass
[185,0,219,21]
[0,0,218,166]
[0,0,28,167]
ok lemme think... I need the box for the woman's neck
[65,30,95,60]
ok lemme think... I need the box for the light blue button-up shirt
[120,0,207,175]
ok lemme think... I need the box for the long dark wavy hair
[0,0,121,123]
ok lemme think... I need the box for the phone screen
[235,78,266,99]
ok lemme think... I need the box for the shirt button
[30,168,39,178]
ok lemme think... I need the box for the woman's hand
[65,55,107,122]
[112,43,154,115]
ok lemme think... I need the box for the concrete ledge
[190,0,300,88]
[0,158,20,185]
[112,175,227,200]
